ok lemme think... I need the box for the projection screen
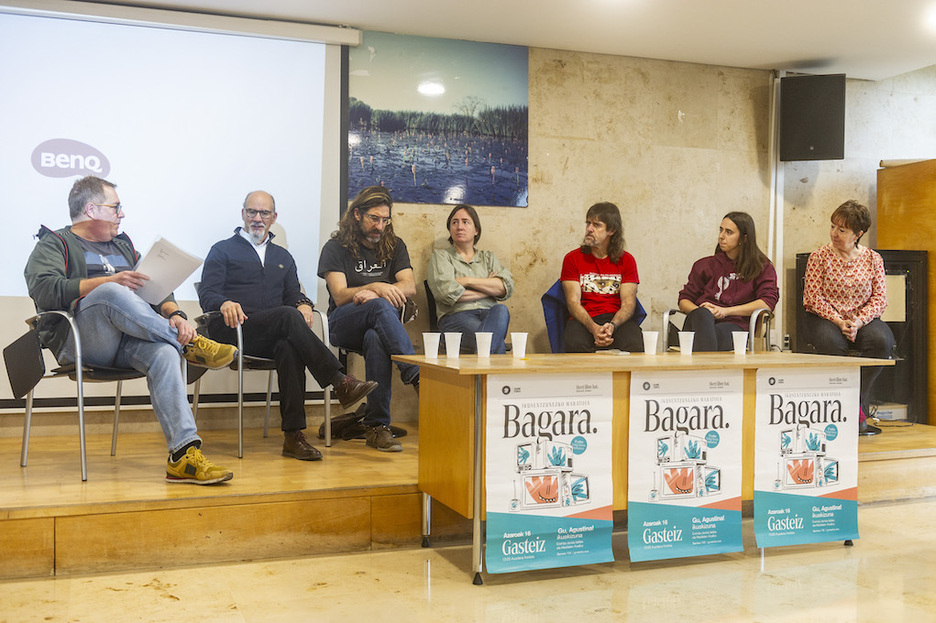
[0,0,355,406]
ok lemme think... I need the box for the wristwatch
[168,309,188,321]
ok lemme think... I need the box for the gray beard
[248,228,267,244]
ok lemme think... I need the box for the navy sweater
[198,230,306,314]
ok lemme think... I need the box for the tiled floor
[2,497,934,622]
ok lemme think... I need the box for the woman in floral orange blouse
[803,200,895,435]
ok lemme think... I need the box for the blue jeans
[327,298,419,427]
[438,304,510,354]
[803,312,895,415]
[57,282,200,453]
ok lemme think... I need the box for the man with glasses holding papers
[24,175,237,484]
[198,191,378,462]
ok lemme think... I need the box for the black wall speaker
[779,74,845,161]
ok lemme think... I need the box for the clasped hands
[837,317,863,342]
[700,301,731,320]
[352,282,407,308]
[591,321,616,348]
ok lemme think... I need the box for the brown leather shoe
[365,424,403,452]
[334,375,378,409]
[283,430,322,461]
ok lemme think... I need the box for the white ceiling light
[418,81,445,96]
[925,3,936,33]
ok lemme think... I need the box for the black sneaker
[365,424,403,452]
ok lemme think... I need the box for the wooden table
[394,351,893,583]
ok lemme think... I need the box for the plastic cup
[475,332,493,357]
[732,331,749,355]
[642,330,659,355]
[678,331,694,355]
[423,332,441,358]
[444,332,462,358]
[510,332,528,359]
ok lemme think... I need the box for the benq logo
[31,139,110,178]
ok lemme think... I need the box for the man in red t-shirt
[560,202,643,352]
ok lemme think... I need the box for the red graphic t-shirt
[560,248,639,317]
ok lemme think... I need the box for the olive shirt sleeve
[427,248,464,307]
[484,250,513,300]
[427,247,514,319]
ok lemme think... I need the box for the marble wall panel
[646,60,721,150]
[394,49,773,358]
[386,54,935,423]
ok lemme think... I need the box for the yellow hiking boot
[183,335,237,369]
[166,447,233,485]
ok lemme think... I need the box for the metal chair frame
[6,311,148,481]
[662,307,774,352]
[190,308,334,457]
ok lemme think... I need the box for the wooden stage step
[1,421,933,580]
[0,425,470,581]
[857,420,936,502]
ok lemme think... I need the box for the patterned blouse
[803,243,887,325]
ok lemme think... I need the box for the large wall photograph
[348,31,529,207]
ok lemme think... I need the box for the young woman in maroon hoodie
[677,211,778,351]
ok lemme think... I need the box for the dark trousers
[563,313,644,353]
[803,312,895,414]
[208,306,342,432]
[682,307,740,352]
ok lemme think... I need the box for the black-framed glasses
[364,213,391,226]
[92,202,123,214]
[244,208,275,220]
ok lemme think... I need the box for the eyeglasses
[244,208,275,220]
[92,202,123,214]
[364,213,391,226]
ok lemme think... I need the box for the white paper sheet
[133,238,203,305]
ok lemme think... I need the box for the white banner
[628,370,744,562]
[754,367,860,547]
[485,373,614,573]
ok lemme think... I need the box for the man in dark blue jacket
[199,191,377,461]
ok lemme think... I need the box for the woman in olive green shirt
[427,204,514,353]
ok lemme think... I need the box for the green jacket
[426,246,513,320]
[23,225,172,356]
